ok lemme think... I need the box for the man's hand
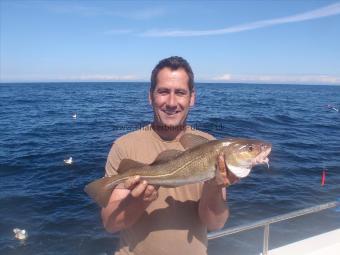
[101,175,159,233]
[124,175,159,203]
[213,153,239,187]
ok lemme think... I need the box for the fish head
[220,138,272,178]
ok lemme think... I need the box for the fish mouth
[251,146,272,168]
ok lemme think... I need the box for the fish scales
[144,141,223,185]
[110,140,222,186]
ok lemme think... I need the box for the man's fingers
[124,177,159,202]
[144,185,155,196]
[217,154,227,173]
[216,154,230,186]
[145,192,158,202]
[216,153,240,186]
[130,180,148,198]
[124,175,140,189]
[143,185,159,201]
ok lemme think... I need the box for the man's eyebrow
[156,87,170,91]
[155,87,189,92]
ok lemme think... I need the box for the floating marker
[321,169,326,186]
[72,113,77,119]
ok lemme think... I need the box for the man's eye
[157,90,168,95]
[248,146,253,152]
[176,90,187,96]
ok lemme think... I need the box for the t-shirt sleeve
[105,142,126,177]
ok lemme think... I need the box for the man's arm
[199,181,229,231]
[101,176,158,233]
[198,154,238,231]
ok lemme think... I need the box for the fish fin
[151,150,183,165]
[84,176,120,207]
[117,159,147,173]
[179,133,210,150]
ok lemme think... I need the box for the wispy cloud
[65,74,138,81]
[212,73,340,85]
[47,3,165,20]
[1,74,139,82]
[142,2,340,37]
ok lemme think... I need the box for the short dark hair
[150,56,194,94]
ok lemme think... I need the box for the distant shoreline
[1,81,339,87]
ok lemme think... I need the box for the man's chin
[154,120,186,130]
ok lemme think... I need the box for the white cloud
[212,73,340,85]
[68,74,138,81]
[214,74,232,81]
[48,4,164,20]
[142,2,340,37]
[0,74,139,82]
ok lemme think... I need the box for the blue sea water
[0,82,339,255]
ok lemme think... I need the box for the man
[102,56,236,255]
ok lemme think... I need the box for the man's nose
[166,92,177,107]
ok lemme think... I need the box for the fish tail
[84,176,123,208]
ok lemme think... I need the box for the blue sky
[1,0,340,85]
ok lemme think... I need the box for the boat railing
[208,201,339,255]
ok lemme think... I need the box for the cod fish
[85,133,272,207]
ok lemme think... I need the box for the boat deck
[208,201,339,255]
[268,228,340,255]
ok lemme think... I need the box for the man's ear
[148,91,152,105]
[190,90,195,107]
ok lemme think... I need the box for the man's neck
[151,123,187,141]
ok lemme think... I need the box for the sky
[1,0,340,85]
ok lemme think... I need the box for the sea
[0,82,339,255]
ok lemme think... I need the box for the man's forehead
[155,84,190,91]
[155,68,190,90]
[157,67,189,78]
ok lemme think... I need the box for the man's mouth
[163,110,180,116]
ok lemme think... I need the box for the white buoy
[64,157,73,165]
[72,113,77,119]
[13,228,28,240]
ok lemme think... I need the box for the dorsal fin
[117,159,146,173]
[151,149,183,165]
[179,133,210,150]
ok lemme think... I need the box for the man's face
[149,67,195,128]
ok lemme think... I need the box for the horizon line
[1,80,339,86]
